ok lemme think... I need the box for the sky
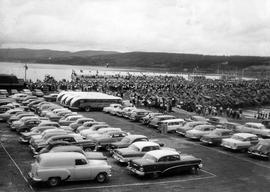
[0,0,270,56]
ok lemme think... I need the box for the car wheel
[84,147,92,152]
[85,106,91,112]
[96,172,108,183]
[190,166,198,174]
[47,177,61,187]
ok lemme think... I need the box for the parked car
[185,124,216,139]
[76,121,108,133]
[200,129,234,145]
[59,115,83,126]
[88,130,129,150]
[261,120,270,129]
[11,116,40,132]
[148,115,176,128]
[157,118,185,133]
[103,103,122,113]
[112,141,173,163]
[78,125,111,137]
[0,105,14,114]
[10,93,28,102]
[248,139,270,159]
[19,126,58,143]
[237,122,270,138]
[69,118,95,131]
[176,121,211,136]
[140,112,163,125]
[127,150,202,177]
[108,134,164,153]
[10,89,18,95]
[8,112,36,127]
[21,89,32,95]
[32,89,44,97]
[44,93,58,102]
[0,89,9,97]
[221,133,259,151]
[208,116,228,125]
[129,109,151,121]
[120,107,136,118]
[0,108,24,122]
[223,122,242,132]
[28,152,111,186]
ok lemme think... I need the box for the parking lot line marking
[0,141,35,192]
[46,170,216,192]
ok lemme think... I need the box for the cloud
[0,0,270,56]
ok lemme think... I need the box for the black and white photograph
[0,0,269,192]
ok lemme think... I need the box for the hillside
[0,48,270,73]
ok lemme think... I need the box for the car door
[73,159,92,180]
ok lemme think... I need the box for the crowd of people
[26,73,270,119]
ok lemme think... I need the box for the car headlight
[139,167,144,172]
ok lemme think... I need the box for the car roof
[132,141,159,149]
[39,152,85,161]
[233,133,257,138]
[245,122,265,127]
[161,118,185,123]
[146,149,179,159]
[125,134,147,140]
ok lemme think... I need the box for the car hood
[115,148,139,156]
[131,158,154,166]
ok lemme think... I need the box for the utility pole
[24,64,28,81]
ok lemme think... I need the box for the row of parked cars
[103,103,270,159]
[0,93,203,187]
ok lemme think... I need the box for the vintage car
[69,118,95,131]
[28,100,45,111]
[47,110,75,122]
[127,150,202,177]
[0,108,24,122]
[140,112,163,125]
[32,89,44,97]
[47,145,107,160]
[207,116,228,125]
[44,93,59,102]
[108,134,164,153]
[88,130,129,150]
[262,120,270,129]
[223,122,242,132]
[12,117,41,132]
[248,139,270,159]
[176,121,210,136]
[103,103,122,113]
[44,108,70,118]
[21,89,32,95]
[200,129,234,145]
[0,105,14,114]
[221,133,259,151]
[120,107,136,118]
[184,115,208,122]
[58,115,84,126]
[148,115,176,128]
[129,109,151,121]
[185,124,216,139]
[112,141,173,163]
[28,152,111,186]
[109,105,124,115]
[19,126,58,143]
[11,89,18,95]
[0,89,9,97]
[40,105,63,117]
[237,122,270,138]
[30,133,91,154]
[8,112,36,126]
[10,93,28,102]
[76,121,108,133]
[157,118,185,133]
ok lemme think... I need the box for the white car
[28,152,111,186]
[103,103,122,113]
[81,127,121,139]
[237,122,270,138]
[221,133,259,151]
[185,125,216,140]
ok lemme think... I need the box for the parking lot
[1,111,270,192]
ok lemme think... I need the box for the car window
[168,155,180,161]
[158,156,169,162]
[63,137,76,142]
[75,159,87,165]
[142,146,152,152]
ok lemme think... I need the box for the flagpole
[24,64,28,81]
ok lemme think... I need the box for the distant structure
[0,74,25,91]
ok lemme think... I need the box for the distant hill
[0,48,270,73]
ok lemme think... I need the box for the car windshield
[128,144,140,151]
[142,153,157,162]
[231,135,245,141]
[255,144,269,151]
[121,137,131,144]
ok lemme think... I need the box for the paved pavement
[0,111,270,192]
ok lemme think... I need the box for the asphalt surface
[0,111,270,192]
